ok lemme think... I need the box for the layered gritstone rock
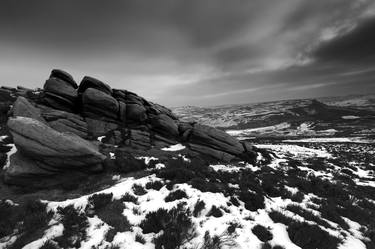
[82,88,119,120]
[43,72,78,112]
[4,117,105,183]
[0,69,258,185]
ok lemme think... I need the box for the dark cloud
[0,0,374,106]
[312,16,375,63]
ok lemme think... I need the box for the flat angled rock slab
[49,119,88,138]
[189,124,244,156]
[7,117,105,168]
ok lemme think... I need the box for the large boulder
[50,69,78,88]
[149,114,179,138]
[7,117,106,169]
[44,92,76,113]
[189,124,244,156]
[44,77,77,102]
[126,103,147,122]
[78,76,112,96]
[43,77,78,112]
[82,88,119,120]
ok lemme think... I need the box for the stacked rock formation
[1,69,257,184]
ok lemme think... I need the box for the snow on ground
[11,142,371,249]
[226,122,290,136]
[161,143,186,151]
[97,136,106,142]
[3,143,17,169]
[23,224,64,249]
[296,122,314,135]
[283,137,374,144]
[210,163,260,173]
[342,115,360,119]
[136,156,159,164]
[42,173,307,249]
[255,144,332,158]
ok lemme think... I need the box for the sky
[1,0,375,107]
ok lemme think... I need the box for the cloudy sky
[1,0,375,106]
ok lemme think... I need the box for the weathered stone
[189,143,236,162]
[242,141,255,152]
[103,130,123,145]
[0,69,259,185]
[153,134,178,149]
[44,92,75,112]
[126,129,151,150]
[7,117,106,169]
[150,114,179,138]
[118,101,127,122]
[50,69,78,88]
[149,102,178,120]
[44,77,78,102]
[189,124,244,156]
[112,89,126,101]
[0,89,16,102]
[78,76,112,95]
[40,107,85,123]
[82,88,119,119]
[126,92,144,105]
[12,96,46,123]
[49,118,88,138]
[178,122,193,135]
[4,151,56,182]
[86,118,119,137]
[126,103,147,122]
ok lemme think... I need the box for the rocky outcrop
[0,69,257,185]
[8,117,105,167]
[4,117,105,182]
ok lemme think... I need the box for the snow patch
[255,144,332,158]
[3,144,17,169]
[342,115,360,119]
[161,143,186,151]
[97,136,105,142]
[283,137,374,144]
[226,122,290,136]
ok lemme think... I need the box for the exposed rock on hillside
[0,69,257,185]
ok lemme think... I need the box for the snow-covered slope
[1,142,374,249]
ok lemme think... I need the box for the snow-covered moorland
[1,142,374,249]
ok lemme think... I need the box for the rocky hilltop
[0,69,258,185]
